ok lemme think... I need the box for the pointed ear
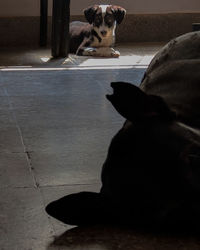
[111,6,126,24]
[83,5,99,24]
[106,82,175,122]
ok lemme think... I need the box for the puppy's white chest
[91,35,114,48]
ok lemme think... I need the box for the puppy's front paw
[111,49,120,58]
[94,47,120,58]
[82,47,97,56]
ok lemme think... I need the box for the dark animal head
[84,5,126,37]
[103,82,200,209]
[106,81,176,122]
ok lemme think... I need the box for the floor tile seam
[1,187,59,239]
[0,150,25,154]
[0,150,107,155]
[39,186,57,237]
[39,183,101,188]
[0,185,38,189]
[2,87,38,188]
[26,149,107,154]
[0,182,101,190]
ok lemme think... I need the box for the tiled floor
[1,44,200,250]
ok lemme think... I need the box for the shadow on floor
[0,43,163,68]
[0,47,89,68]
[47,225,200,250]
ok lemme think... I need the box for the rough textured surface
[141,31,200,127]
[1,44,200,249]
[0,44,148,249]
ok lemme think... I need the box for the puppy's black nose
[101,30,107,36]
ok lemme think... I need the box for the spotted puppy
[69,5,126,57]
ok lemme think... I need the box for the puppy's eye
[94,15,103,26]
[105,15,114,26]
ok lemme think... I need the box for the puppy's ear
[111,6,126,24]
[83,5,99,24]
[106,82,175,122]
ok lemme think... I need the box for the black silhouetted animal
[69,5,126,57]
[46,31,200,230]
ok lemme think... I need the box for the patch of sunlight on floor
[0,43,163,69]
[77,55,142,67]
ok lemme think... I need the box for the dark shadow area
[0,44,161,68]
[0,46,52,67]
[47,224,200,250]
[0,46,88,67]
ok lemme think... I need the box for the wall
[0,0,200,46]
[70,0,200,15]
[0,0,200,17]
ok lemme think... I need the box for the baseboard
[0,13,200,46]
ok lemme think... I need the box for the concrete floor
[1,44,200,250]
